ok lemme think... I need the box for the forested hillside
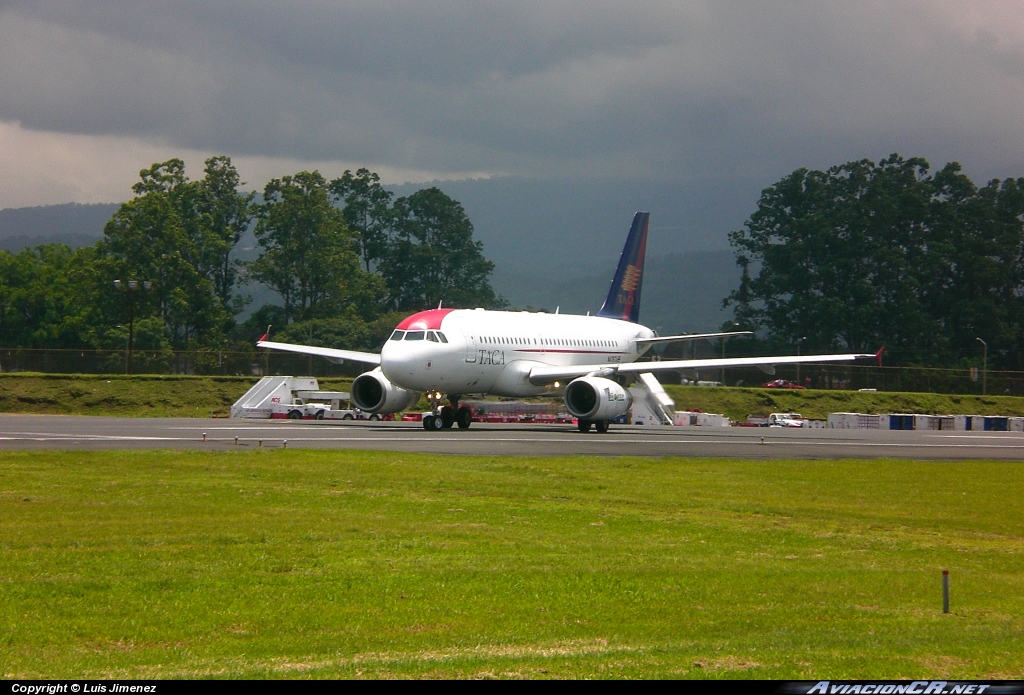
[0,203,118,251]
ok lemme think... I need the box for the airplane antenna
[438,300,443,309]
[555,306,560,314]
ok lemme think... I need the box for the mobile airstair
[628,372,676,425]
[230,376,343,419]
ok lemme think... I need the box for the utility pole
[113,279,152,375]
[976,337,988,395]
[796,336,807,386]
[720,322,740,386]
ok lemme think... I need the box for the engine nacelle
[351,368,419,414]
[564,376,632,421]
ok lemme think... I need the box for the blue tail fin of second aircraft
[597,211,649,324]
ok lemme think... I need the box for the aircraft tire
[440,406,455,429]
[424,415,444,431]
[595,420,609,434]
[456,406,472,429]
[577,419,592,433]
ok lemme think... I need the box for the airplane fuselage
[381,308,654,397]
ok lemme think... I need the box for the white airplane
[258,212,879,433]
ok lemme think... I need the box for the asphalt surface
[1,414,1023,459]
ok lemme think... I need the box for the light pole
[976,337,988,395]
[796,336,807,386]
[720,322,740,386]
[113,279,152,374]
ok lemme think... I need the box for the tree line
[5,152,1024,372]
[0,157,504,363]
[727,154,1024,370]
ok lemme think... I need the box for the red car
[761,379,806,389]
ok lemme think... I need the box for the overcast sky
[2,1,1024,212]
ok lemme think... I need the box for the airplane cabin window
[405,331,425,340]
[390,330,405,341]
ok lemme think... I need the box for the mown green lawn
[1,450,1021,679]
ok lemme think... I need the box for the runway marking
[0,438,180,442]
[3,433,1024,449]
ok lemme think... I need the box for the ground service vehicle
[767,412,806,427]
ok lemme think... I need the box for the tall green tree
[249,171,380,325]
[99,160,227,348]
[195,156,256,315]
[97,157,255,349]
[379,187,503,311]
[727,154,1024,367]
[330,168,394,273]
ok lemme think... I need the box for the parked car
[767,412,806,428]
[761,379,806,389]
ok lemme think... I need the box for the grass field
[3,373,1024,420]
[2,450,1022,679]
[0,374,355,418]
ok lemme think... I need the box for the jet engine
[351,368,419,414]
[564,376,632,421]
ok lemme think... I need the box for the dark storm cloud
[2,1,1023,182]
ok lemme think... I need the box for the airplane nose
[380,342,412,378]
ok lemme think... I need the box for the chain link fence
[1,347,1021,395]
[0,348,365,378]
[713,363,1024,396]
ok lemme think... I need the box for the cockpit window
[436,331,448,343]
[404,331,425,340]
[390,330,405,341]
[426,331,439,342]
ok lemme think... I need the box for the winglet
[875,346,885,366]
[597,212,650,324]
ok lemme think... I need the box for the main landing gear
[422,394,472,431]
[576,419,610,434]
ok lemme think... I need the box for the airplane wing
[528,351,877,385]
[257,340,381,366]
[635,330,754,346]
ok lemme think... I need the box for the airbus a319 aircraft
[258,212,878,433]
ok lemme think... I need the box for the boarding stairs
[230,376,321,418]
[628,372,676,425]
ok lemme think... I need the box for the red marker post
[943,570,950,613]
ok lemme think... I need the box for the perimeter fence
[630,360,1024,396]
[0,348,365,379]
[1,347,1022,396]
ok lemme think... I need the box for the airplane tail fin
[596,212,649,324]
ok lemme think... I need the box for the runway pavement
[1,414,1023,459]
